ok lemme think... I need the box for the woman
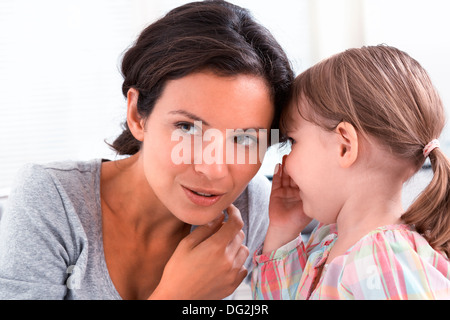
[0,0,293,299]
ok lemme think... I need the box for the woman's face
[138,71,274,225]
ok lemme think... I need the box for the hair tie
[423,139,440,158]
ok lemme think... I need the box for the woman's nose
[192,136,229,179]
[193,160,229,180]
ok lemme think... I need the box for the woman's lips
[181,186,225,207]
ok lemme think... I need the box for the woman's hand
[263,156,311,253]
[149,204,249,300]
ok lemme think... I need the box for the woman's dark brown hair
[110,0,293,155]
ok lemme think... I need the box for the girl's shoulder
[342,224,450,271]
[308,222,449,263]
[347,224,447,260]
[338,224,450,299]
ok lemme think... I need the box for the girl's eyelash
[288,137,296,144]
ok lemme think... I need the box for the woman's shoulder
[247,173,272,197]
[233,173,271,217]
[14,159,101,180]
[234,173,271,254]
[13,159,101,193]
[241,173,271,219]
[5,159,103,248]
[1,160,105,299]
[7,159,103,225]
[26,158,101,177]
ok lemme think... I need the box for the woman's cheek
[230,163,261,193]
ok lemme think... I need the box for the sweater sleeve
[251,236,307,300]
[251,223,337,300]
[0,164,80,299]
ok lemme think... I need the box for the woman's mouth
[192,190,215,197]
[181,186,225,207]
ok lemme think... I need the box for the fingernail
[209,213,224,225]
[274,163,280,175]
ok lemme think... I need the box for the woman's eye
[234,134,258,147]
[176,122,199,135]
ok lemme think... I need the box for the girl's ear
[126,88,145,142]
[335,122,358,168]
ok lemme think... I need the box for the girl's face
[138,71,274,225]
[284,103,344,224]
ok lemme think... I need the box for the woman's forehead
[155,71,275,129]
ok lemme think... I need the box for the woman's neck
[100,154,193,299]
[100,154,188,241]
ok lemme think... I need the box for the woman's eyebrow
[168,110,210,126]
[168,109,266,131]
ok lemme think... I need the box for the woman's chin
[175,208,226,227]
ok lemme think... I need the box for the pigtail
[402,148,450,257]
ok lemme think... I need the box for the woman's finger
[182,213,225,249]
[234,244,249,267]
[280,155,291,188]
[227,229,245,255]
[210,204,244,245]
[271,163,282,191]
[232,245,249,279]
[289,175,299,189]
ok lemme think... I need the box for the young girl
[252,45,450,299]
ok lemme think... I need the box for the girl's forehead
[282,99,311,132]
[280,106,299,136]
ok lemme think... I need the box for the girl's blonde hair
[287,45,450,256]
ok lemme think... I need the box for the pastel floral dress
[252,223,450,299]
